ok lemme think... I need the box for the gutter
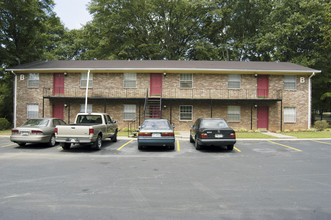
[11,71,17,128]
[308,72,316,129]
[85,69,90,113]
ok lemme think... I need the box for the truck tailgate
[57,125,91,137]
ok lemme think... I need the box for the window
[80,104,92,113]
[180,74,193,88]
[180,105,193,121]
[28,73,39,88]
[227,106,241,122]
[284,75,297,90]
[80,73,93,88]
[124,73,137,88]
[123,104,136,120]
[228,74,241,89]
[284,107,296,123]
[27,104,39,119]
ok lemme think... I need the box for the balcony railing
[44,87,282,100]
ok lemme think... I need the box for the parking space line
[267,140,302,152]
[1,143,17,148]
[117,140,133,151]
[234,146,241,152]
[177,140,180,151]
[312,140,331,146]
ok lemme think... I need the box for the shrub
[284,129,290,133]
[300,129,306,132]
[276,130,281,133]
[0,118,10,130]
[240,128,247,132]
[314,120,329,131]
[248,130,253,133]
[293,129,299,132]
[307,128,316,132]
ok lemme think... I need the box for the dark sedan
[138,119,175,150]
[190,118,236,151]
[10,118,66,147]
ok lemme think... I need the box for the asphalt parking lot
[1,136,331,220]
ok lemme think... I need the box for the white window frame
[228,74,241,89]
[180,74,193,89]
[284,107,296,123]
[123,104,136,120]
[27,104,39,119]
[284,75,297,90]
[227,106,241,122]
[80,104,92,113]
[179,105,193,121]
[80,73,93,88]
[123,73,137,88]
[27,73,39,88]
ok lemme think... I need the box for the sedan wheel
[194,137,202,150]
[48,134,56,147]
[227,145,234,151]
[190,135,194,143]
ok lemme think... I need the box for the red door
[257,75,269,98]
[53,103,64,120]
[53,73,64,95]
[150,73,162,96]
[257,106,269,130]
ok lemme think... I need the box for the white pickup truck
[55,113,118,150]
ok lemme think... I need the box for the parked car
[10,118,66,147]
[190,118,236,151]
[55,113,118,150]
[138,119,175,150]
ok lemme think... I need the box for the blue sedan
[138,119,175,150]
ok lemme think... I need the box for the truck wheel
[93,135,102,150]
[48,134,56,147]
[111,130,118,142]
[227,145,234,151]
[61,143,71,150]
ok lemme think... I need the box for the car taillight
[89,128,94,135]
[161,132,174,137]
[229,132,236,138]
[138,132,152,136]
[32,130,43,134]
[12,129,19,134]
[200,133,208,138]
[55,128,58,134]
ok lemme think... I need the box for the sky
[53,0,93,30]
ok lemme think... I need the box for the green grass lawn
[0,130,11,135]
[280,131,331,138]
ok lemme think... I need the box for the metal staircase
[143,89,162,120]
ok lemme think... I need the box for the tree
[0,0,65,124]
[83,0,213,60]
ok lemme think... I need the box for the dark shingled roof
[6,60,320,75]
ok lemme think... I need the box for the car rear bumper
[138,138,175,146]
[10,135,50,143]
[56,137,95,144]
[198,138,236,146]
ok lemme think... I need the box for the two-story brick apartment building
[7,60,320,131]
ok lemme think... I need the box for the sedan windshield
[200,119,229,129]
[22,119,49,127]
[142,120,170,130]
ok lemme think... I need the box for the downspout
[308,72,316,129]
[85,70,90,113]
[12,71,17,128]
